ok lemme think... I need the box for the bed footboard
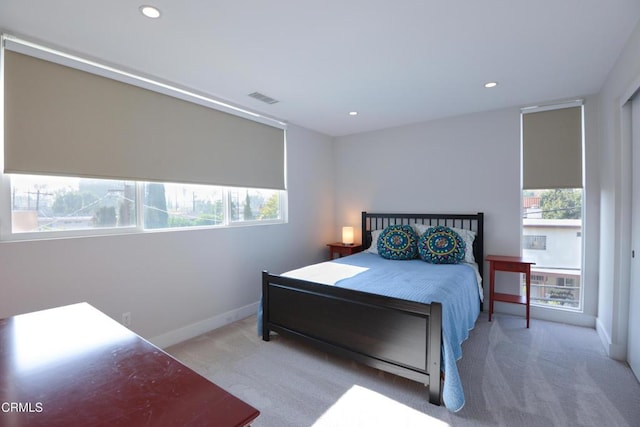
[261,270,443,405]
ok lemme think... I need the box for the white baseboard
[492,302,596,327]
[596,317,612,356]
[596,317,627,360]
[149,301,259,349]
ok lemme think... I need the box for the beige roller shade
[4,50,286,190]
[522,106,583,189]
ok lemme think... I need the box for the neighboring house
[523,219,582,309]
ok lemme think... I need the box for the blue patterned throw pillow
[418,225,466,264]
[377,225,418,260]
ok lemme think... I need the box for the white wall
[0,124,335,347]
[597,19,640,360]
[334,104,600,327]
[334,108,520,255]
[334,108,521,301]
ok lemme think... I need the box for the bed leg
[428,302,443,405]
[262,270,271,342]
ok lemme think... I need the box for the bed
[261,211,484,412]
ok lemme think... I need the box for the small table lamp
[342,226,354,245]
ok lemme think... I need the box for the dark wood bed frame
[261,211,484,406]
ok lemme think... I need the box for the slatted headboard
[361,211,484,281]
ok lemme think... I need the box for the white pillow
[412,224,476,263]
[366,229,383,254]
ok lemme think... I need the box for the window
[9,175,136,233]
[1,36,287,242]
[526,267,581,309]
[227,188,281,223]
[4,174,285,240]
[523,235,547,250]
[143,182,225,229]
[522,188,583,309]
[522,103,584,311]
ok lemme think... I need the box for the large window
[4,174,284,239]
[1,36,287,242]
[521,103,584,311]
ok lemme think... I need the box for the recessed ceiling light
[140,5,161,19]
[484,82,498,88]
[349,111,358,116]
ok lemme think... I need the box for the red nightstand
[327,242,362,260]
[486,255,536,328]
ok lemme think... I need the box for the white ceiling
[1,1,639,137]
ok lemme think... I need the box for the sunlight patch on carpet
[312,385,450,427]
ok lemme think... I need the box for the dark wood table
[0,303,259,426]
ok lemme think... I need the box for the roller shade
[3,50,286,190]
[522,105,582,189]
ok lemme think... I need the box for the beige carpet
[166,313,640,427]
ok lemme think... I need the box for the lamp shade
[342,226,354,245]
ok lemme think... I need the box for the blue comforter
[330,252,480,412]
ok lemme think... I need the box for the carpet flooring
[166,313,640,427]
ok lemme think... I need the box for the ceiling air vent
[248,92,279,105]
